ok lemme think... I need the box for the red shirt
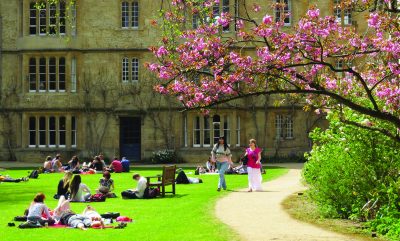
[111,160,123,173]
[246,147,262,168]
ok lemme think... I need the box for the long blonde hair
[63,172,73,188]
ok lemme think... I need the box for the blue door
[120,117,141,161]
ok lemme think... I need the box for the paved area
[215,163,359,241]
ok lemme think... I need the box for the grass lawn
[0,166,287,241]
[282,193,388,241]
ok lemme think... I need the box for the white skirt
[247,167,263,191]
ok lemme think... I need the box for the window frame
[193,116,201,147]
[203,116,211,147]
[274,0,292,27]
[223,115,230,145]
[121,1,139,29]
[236,115,240,147]
[71,116,77,148]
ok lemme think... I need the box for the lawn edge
[281,193,389,241]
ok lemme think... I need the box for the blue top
[121,158,130,172]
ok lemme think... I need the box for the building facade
[0,0,364,163]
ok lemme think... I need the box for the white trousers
[247,167,263,191]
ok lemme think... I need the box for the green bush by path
[0,167,287,241]
[303,110,400,240]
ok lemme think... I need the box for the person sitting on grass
[69,175,91,202]
[43,156,53,173]
[206,157,216,173]
[54,172,73,199]
[27,193,55,226]
[68,156,80,172]
[96,171,115,197]
[89,156,105,173]
[108,157,123,173]
[121,157,130,172]
[121,173,147,199]
[52,155,63,173]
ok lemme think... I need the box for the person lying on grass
[121,173,147,199]
[0,174,28,183]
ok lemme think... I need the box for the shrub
[303,110,400,239]
[151,149,183,164]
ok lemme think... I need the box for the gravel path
[215,163,359,241]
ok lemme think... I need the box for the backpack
[29,170,39,179]
[89,193,106,202]
[144,187,159,199]
[18,221,41,229]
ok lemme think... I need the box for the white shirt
[71,183,91,202]
[28,203,51,218]
[135,177,147,198]
[211,144,232,162]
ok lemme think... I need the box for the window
[39,5,46,35]
[213,115,221,144]
[28,57,67,92]
[29,58,37,92]
[213,1,220,17]
[236,116,240,147]
[28,116,76,148]
[183,115,188,147]
[193,116,201,147]
[49,57,56,91]
[39,116,46,147]
[49,117,56,147]
[49,3,57,34]
[59,117,66,147]
[285,116,293,139]
[29,117,36,147]
[122,58,129,82]
[121,1,139,28]
[274,0,291,26]
[122,2,129,28]
[29,1,66,35]
[275,114,293,139]
[132,58,139,82]
[59,0,66,34]
[224,116,230,144]
[234,0,239,31]
[71,116,77,147]
[59,57,66,91]
[132,1,139,28]
[71,57,77,92]
[203,116,211,147]
[39,58,46,92]
[192,14,199,29]
[122,58,139,83]
[334,0,352,25]
[222,0,230,32]
[29,3,37,35]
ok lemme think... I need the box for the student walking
[244,139,263,192]
[211,136,232,191]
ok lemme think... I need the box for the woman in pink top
[245,139,263,192]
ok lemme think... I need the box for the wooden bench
[146,165,176,197]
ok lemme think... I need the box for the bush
[303,110,400,239]
[151,150,183,164]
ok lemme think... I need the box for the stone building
[0,0,365,163]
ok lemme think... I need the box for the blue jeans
[217,161,229,189]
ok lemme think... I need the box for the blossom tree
[147,0,400,142]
